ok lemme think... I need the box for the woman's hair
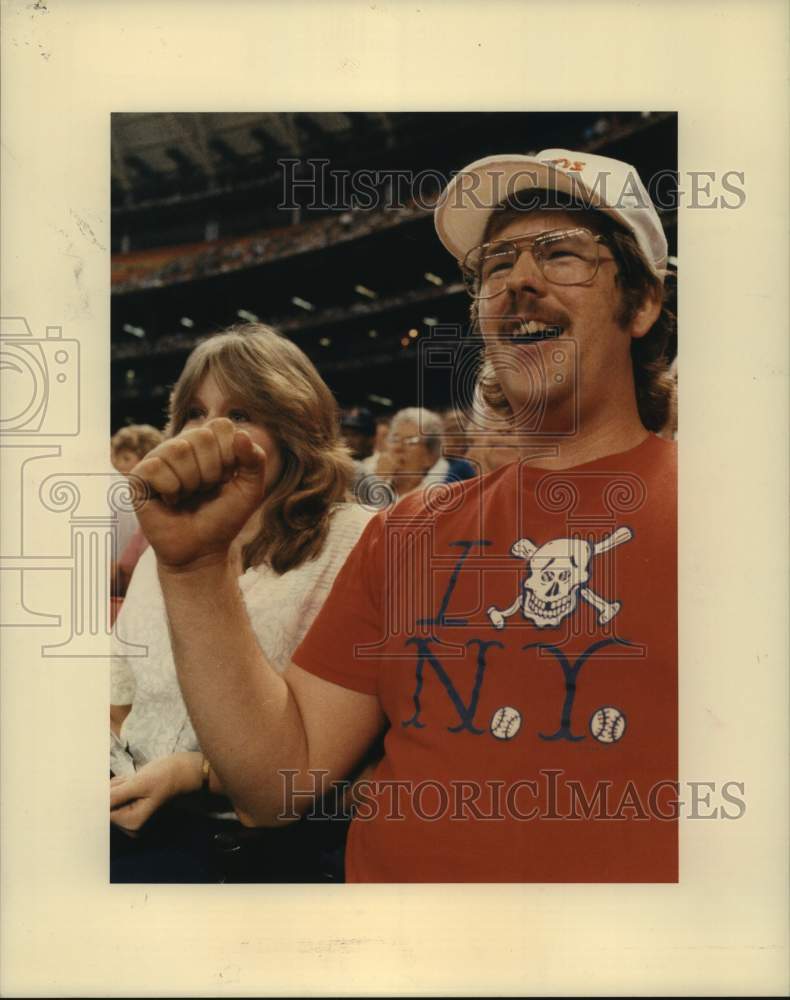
[391,406,444,460]
[471,198,676,433]
[167,324,354,574]
[111,423,164,458]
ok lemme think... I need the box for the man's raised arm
[132,418,384,826]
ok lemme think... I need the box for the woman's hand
[130,419,268,571]
[110,752,202,833]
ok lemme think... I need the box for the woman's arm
[132,419,384,826]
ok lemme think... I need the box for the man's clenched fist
[129,418,271,571]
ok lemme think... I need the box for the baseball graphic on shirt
[490,706,522,740]
[589,706,626,744]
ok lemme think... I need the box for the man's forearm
[158,557,308,825]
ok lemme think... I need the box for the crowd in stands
[340,403,522,506]
[112,200,429,294]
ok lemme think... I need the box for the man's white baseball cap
[434,148,667,279]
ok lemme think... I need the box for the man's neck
[512,389,648,471]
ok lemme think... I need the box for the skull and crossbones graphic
[486,526,633,630]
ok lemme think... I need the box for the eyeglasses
[461,228,612,300]
[387,434,422,446]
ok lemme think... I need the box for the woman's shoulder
[324,501,376,549]
[242,503,373,589]
[331,500,376,529]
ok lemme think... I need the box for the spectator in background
[110,424,165,616]
[353,417,392,507]
[371,406,476,503]
[359,417,392,476]
[111,424,164,475]
[340,406,377,465]
[341,406,379,500]
[356,415,393,479]
[372,416,391,463]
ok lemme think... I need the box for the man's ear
[630,287,662,340]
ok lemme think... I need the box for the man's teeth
[515,321,562,338]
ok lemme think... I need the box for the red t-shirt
[294,434,677,882]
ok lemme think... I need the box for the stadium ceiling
[111,112,402,205]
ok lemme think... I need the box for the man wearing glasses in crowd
[130,147,678,883]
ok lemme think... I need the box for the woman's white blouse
[111,503,373,767]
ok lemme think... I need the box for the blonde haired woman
[110,325,372,882]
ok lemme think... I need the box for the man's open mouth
[509,320,564,343]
